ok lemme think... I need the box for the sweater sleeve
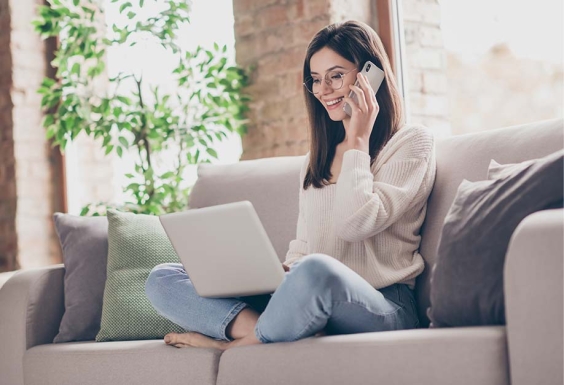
[334,128,434,243]
[284,153,310,266]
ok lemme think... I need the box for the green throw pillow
[96,209,186,342]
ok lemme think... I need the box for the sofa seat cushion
[24,340,221,385]
[217,326,509,385]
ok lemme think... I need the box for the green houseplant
[33,0,249,215]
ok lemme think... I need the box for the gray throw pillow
[52,213,108,343]
[487,158,537,180]
[429,149,563,327]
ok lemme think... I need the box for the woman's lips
[326,97,344,111]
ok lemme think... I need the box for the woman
[145,20,436,350]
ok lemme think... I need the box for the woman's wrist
[343,137,370,154]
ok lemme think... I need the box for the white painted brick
[410,92,449,117]
[419,25,443,48]
[422,70,448,94]
[406,68,423,92]
[407,46,446,70]
[402,0,442,26]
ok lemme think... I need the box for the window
[65,0,241,214]
[440,0,562,134]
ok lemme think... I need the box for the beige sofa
[1,118,562,385]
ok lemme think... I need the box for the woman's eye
[312,79,321,84]
[331,74,343,80]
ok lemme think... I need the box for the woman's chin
[327,109,348,121]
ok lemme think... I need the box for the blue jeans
[145,253,420,343]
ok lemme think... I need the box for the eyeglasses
[303,68,358,94]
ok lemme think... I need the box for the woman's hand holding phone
[342,72,380,142]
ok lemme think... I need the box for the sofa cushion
[217,326,509,385]
[417,118,563,325]
[23,340,221,385]
[52,213,108,343]
[428,150,563,327]
[188,155,304,263]
[96,209,186,342]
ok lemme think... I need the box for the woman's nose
[320,78,333,94]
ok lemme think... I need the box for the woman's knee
[290,254,343,288]
[145,263,184,301]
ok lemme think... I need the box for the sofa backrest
[416,118,563,325]
[189,118,563,327]
[189,155,305,263]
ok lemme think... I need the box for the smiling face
[309,47,358,122]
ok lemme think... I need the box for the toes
[165,332,192,345]
[164,333,177,344]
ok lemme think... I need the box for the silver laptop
[159,200,286,298]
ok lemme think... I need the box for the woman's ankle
[226,307,260,340]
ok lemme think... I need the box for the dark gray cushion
[52,214,108,343]
[429,149,563,327]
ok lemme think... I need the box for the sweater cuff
[342,149,371,172]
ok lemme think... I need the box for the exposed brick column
[233,0,377,160]
[2,0,65,270]
[402,0,450,136]
[0,0,18,271]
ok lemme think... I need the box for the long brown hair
[303,20,404,189]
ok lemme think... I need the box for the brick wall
[10,0,65,268]
[402,0,450,137]
[0,0,67,271]
[65,132,116,215]
[233,0,449,159]
[233,0,377,160]
[0,0,18,271]
[0,0,116,271]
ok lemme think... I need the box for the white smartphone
[343,61,385,116]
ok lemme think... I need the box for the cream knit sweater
[284,125,437,290]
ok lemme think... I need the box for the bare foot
[164,332,228,350]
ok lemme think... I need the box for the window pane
[441,0,563,135]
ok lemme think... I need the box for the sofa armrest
[0,264,65,385]
[504,209,563,385]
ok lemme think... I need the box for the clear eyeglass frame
[303,68,358,95]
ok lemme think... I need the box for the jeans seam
[333,299,402,317]
[219,302,248,341]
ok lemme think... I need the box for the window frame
[376,0,410,120]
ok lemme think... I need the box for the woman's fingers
[348,83,367,113]
[357,73,376,110]
[343,95,361,114]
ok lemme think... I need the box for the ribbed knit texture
[284,125,436,289]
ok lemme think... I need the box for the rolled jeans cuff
[219,302,248,341]
[254,318,271,344]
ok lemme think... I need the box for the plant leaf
[206,148,218,159]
